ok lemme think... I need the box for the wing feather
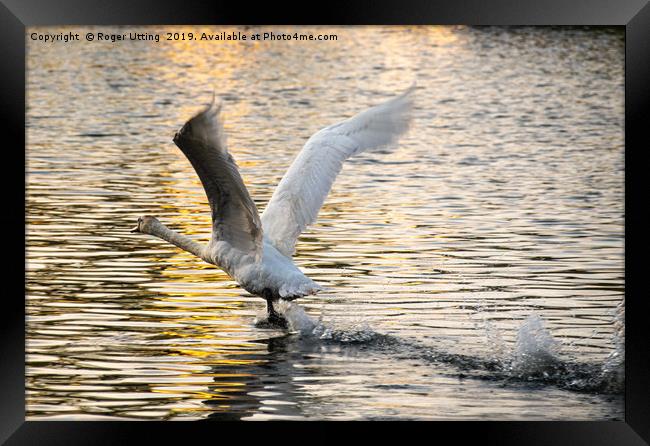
[261,84,415,257]
[173,99,263,257]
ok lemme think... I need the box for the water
[26,26,624,420]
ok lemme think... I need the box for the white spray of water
[268,298,623,391]
[275,300,319,335]
[274,300,381,343]
[510,313,560,375]
[483,319,509,359]
[480,310,623,391]
[599,298,625,390]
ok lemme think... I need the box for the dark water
[26,26,624,420]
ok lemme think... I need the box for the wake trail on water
[272,300,624,394]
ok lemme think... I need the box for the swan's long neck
[146,221,208,261]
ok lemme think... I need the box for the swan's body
[133,85,415,325]
[208,236,321,300]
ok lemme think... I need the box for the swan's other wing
[261,84,415,257]
[173,99,263,258]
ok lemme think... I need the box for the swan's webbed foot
[255,289,288,329]
[266,305,289,329]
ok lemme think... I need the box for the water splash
[509,313,561,376]
[266,301,623,394]
[275,300,388,344]
[276,300,318,334]
[482,312,624,393]
[597,298,625,392]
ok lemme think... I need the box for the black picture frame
[3,0,648,444]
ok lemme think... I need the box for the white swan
[131,85,415,326]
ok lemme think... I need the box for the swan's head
[131,215,160,234]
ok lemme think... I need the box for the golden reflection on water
[27,25,624,421]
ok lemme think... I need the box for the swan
[131,84,415,327]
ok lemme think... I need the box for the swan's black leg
[263,289,288,328]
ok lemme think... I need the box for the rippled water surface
[26,26,624,420]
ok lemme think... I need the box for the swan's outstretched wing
[173,99,263,257]
[261,84,415,257]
